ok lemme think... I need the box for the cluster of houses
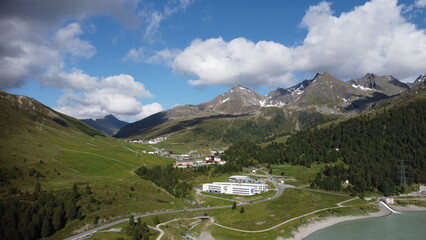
[175,154,226,168]
[202,175,269,196]
[126,137,168,145]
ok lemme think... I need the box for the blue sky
[2,0,426,121]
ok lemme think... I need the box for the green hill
[0,91,191,239]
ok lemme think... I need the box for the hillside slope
[0,91,190,239]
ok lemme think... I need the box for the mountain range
[114,72,424,145]
[80,114,128,136]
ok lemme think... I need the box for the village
[126,137,228,168]
[126,138,273,196]
[174,148,227,168]
[125,137,168,145]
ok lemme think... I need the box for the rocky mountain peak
[104,114,117,120]
[80,114,128,136]
[199,85,265,113]
[363,73,377,80]
[414,74,426,85]
[313,72,323,79]
[349,73,409,95]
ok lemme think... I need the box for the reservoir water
[304,212,426,240]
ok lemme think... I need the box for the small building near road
[176,159,193,168]
[420,185,426,195]
[210,148,225,155]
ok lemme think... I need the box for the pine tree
[65,198,77,220]
[77,208,84,220]
[129,215,135,227]
[232,201,237,210]
[85,185,92,195]
[153,216,160,225]
[93,215,99,224]
[52,206,64,231]
[41,217,52,238]
[72,183,80,199]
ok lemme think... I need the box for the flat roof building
[202,182,268,196]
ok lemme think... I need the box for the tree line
[135,162,241,198]
[0,183,83,239]
[135,165,192,198]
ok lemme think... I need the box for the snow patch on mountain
[352,84,374,91]
[220,97,230,104]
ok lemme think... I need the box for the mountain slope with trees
[224,87,426,196]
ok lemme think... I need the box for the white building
[420,185,426,195]
[202,182,269,196]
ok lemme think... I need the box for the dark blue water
[304,212,426,240]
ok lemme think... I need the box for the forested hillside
[224,92,426,196]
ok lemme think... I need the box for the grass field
[209,188,349,231]
[271,163,325,187]
[200,190,277,203]
[199,204,379,240]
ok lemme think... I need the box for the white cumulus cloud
[171,0,426,87]
[173,37,294,87]
[55,74,162,121]
[53,23,96,59]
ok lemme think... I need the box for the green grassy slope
[0,91,192,239]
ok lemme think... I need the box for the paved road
[64,170,286,240]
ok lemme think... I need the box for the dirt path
[153,216,209,240]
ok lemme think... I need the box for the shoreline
[389,204,426,212]
[286,203,426,240]
[285,203,391,240]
